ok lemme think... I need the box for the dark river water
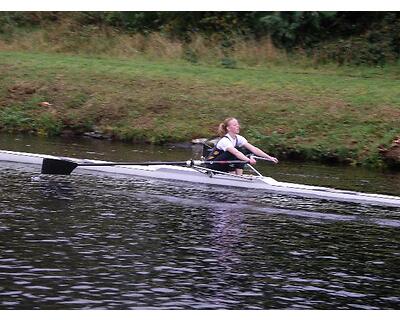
[0,134,400,309]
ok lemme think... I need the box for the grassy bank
[0,23,287,68]
[1,51,400,168]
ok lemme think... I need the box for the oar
[41,158,249,175]
[251,156,278,163]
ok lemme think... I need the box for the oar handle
[251,156,277,163]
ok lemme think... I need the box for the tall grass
[0,20,289,67]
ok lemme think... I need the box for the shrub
[0,106,32,131]
[34,113,63,136]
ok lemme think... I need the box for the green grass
[1,51,400,168]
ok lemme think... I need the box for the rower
[205,117,278,175]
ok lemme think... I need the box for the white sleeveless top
[216,134,248,152]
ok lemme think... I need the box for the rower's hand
[248,158,257,165]
[269,157,279,164]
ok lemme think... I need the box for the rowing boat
[1,149,400,207]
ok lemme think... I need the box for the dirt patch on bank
[379,137,400,168]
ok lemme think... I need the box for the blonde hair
[217,117,236,137]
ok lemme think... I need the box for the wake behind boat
[1,149,400,208]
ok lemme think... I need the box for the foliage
[315,13,400,65]
[0,106,32,131]
[0,12,58,33]
[257,12,338,49]
[34,113,63,136]
[1,12,399,65]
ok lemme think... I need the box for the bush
[316,34,397,66]
[34,113,63,136]
[314,13,400,66]
[0,106,32,131]
[220,57,237,69]
[182,47,198,63]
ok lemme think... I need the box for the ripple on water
[1,163,400,309]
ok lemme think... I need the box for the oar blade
[41,158,78,175]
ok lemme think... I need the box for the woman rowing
[206,117,278,175]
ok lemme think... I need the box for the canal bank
[1,51,400,169]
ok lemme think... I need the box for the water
[1,134,400,309]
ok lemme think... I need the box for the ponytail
[217,117,236,137]
[217,123,226,137]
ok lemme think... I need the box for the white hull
[1,149,400,207]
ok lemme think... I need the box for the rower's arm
[243,143,279,163]
[226,147,254,163]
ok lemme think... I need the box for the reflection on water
[1,134,400,309]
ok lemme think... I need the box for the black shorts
[206,147,250,172]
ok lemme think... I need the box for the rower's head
[218,117,240,137]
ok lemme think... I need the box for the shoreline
[1,51,399,170]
